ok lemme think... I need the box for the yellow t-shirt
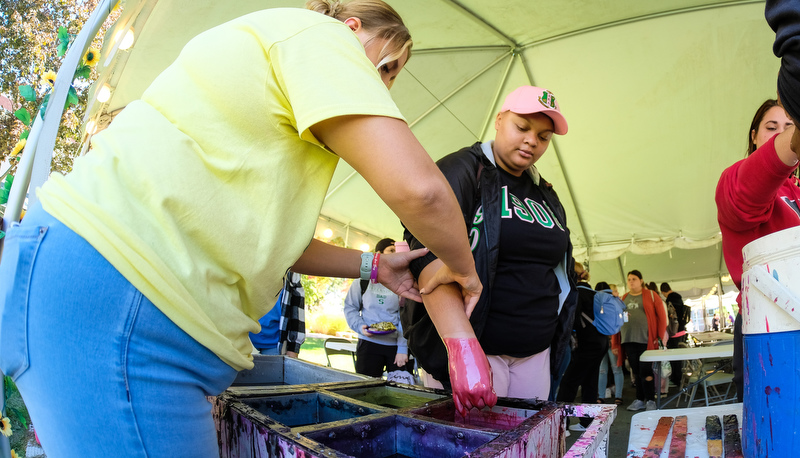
[37,8,405,371]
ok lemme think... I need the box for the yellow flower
[42,70,57,87]
[84,47,100,67]
[10,139,26,157]
[0,416,11,437]
[10,449,19,458]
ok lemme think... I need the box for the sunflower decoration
[83,47,100,67]
[0,416,11,437]
[10,139,26,157]
[42,70,57,88]
[10,449,19,458]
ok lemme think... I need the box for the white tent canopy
[83,0,780,297]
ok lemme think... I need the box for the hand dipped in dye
[444,337,497,416]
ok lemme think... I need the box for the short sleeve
[269,22,406,146]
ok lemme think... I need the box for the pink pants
[487,347,551,399]
[421,347,551,400]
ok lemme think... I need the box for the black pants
[623,342,655,402]
[557,338,608,427]
[666,334,687,385]
[355,339,413,377]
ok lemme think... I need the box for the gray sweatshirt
[342,280,407,354]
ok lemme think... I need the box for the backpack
[358,279,369,312]
[577,286,627,335]
[666,300,679,336]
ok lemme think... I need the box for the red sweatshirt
[716,134,800,293]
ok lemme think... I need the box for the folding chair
[324,337,356,368]
[681,358,735,407]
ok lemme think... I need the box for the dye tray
[213,356,616,457]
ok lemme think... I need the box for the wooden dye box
[213,356,616,457]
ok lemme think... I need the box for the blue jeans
[597,347,624,399]
[0,204,237,457]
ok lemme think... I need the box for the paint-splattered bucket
[741,226,800,457]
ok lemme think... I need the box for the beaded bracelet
[370,252,380,284]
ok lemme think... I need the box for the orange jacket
[611,289,667,367]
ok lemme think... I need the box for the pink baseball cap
[500,86,568,135]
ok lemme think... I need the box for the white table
[689,331,734,346]
[640,344,734,409]
[627,403,743,458]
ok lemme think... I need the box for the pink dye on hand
[444,337,497,416]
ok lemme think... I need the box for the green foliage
[4,375,32,455]
[301,236,352,313]
[0,0,120,176]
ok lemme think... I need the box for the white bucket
[741,225,800,457]
[741,226,800,335]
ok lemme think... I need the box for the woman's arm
[309,115,481,310]
[653,293,668,345]
[291,239,427,302]
[417,259,496,415]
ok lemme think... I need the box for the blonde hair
[306,0,413,67]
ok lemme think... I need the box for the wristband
[370,252,380,284]
[359,252,374,281]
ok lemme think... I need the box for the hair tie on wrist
[370,252,380,284]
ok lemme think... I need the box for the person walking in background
[661,282,688,387]
[250,271,306,357]
[344,238,414,383]
[556,264,608,432]
[612,270,667,411]
[712,313,720,331]
[596,282,624,406]
[0,1,485,455]
[402,85,578,412]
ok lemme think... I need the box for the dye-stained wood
[667,415,687,458]
[213,357,616,457]
[723,414,743,458]
[643,416,673,458]
[707,415,723,458]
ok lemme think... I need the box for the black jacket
[401,142,578,386]
[574,282,607,346]
[665,291,688,333]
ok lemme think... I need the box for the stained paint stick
[643,416,674,458]
[706,415,722,458]
[723,414,743,458]
[668,415,687,458]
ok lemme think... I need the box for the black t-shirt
[480,168,569,357]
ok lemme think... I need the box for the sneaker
[569,423,587,432]
[627,399,646,411]
[646,400,657,411]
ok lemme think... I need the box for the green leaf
[74,65,91,80]
[39,93,50,120]
[19,85,36,101]
[66,85,79,107]
[7,406,27,430]
[57,26,70,57]
[20,129,29,140]
[13,108,31,126]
